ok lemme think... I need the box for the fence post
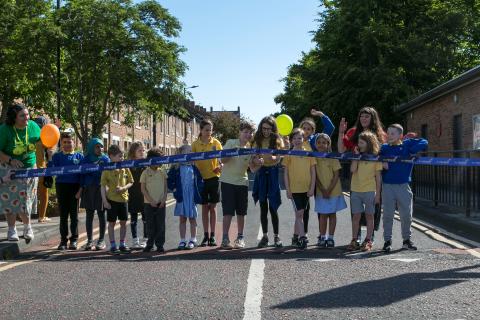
[465,151,471,217]
[434,152,438,207]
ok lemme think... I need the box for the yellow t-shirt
[254,137,284,167]
[351,161,383,193]
[192,137,223,179]
[315,158,342,197]
[302,140,312,151]
[140,167,167,204]
[283,151,316,193]
[219,139,251,186]
[101,168,134,203]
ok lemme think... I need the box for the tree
[276,0,480,137]
[210,111,244,145]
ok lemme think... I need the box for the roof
[395,65,480,113]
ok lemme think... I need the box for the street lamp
[184,85,199,97]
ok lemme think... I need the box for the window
[113,107,120,123]
[453,114,463,154]
[124,141,128,151]
[167,116,170,135]
[103,138,108,147]
[421,124,428,140]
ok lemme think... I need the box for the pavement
[1,191,480,319]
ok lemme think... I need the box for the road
[1,191,479,320]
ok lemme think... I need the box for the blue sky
[157,0,320,123]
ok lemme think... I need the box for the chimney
[210,106,213,112]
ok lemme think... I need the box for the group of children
[43,106,427,254]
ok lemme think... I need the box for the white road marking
[243,258,265,320]
[388,258,421,263]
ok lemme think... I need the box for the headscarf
[85,137,104,162]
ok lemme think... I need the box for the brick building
[395,65,480,156]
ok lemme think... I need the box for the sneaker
[234,238,245,249]
[143,245,154,252]
[69,241,78,250]
[291,235,299,246]
[257,236,269,248]
[95,240,106,250]
[208,236,217,247]
[346,239,360,251]
[221,238,233,249]
[402,239,417,251]
[23,225,34,241]
[200,236,209,247]
[274,236,283,248]
[110,246,120,254]
[317,237,327,248]
[178,241,187,250]
[57,242,68,250]
[7,229,19,241]
[84,240,93,251]
[298,236,308,250]
[326,239,335,248]
[361,239,373,252]
[119,245,131,253]
[383,240,392,253]
[186,240,197,250]
[156,247,165,254]
[131,237,142,249]
[140,237,148,248]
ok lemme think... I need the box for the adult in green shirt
[0,103,41,242]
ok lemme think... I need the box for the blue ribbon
[11,148,480,179]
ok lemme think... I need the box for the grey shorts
[350,191,376,215]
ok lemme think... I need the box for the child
[312,133,347,248]
[128,142,147,249]
[101,145,134,254]
[252,116,285,248]
[80,138,109,250]
[347,131,382,252]
[168,144,204,250]
[191,119,223,247]
[47,132,84,250]
[140,148,167,253]
[220,120,256,249]
[283,128,316,250]
[380,124,428,252]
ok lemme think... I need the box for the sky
[157,0,320,124]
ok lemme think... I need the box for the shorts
[201,177,220,205]
[221,182,248,216]
[350,191,375,215]
[291,193,309,211]
[106,200,129,222]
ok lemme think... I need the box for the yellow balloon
[276,114,293,136]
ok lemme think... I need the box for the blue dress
[174,165,198,218]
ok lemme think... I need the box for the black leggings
[260,201,279,235]
[304,201,310,233]
[86,209,106,242]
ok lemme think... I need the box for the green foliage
[276,0,480,136]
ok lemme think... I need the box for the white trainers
[140,237,148,248]
[23,225,34,241]
[131,237,141,249]
[234,238,245,249]
[7,228,19,241]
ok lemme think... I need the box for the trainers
[221,238,233,249]
[110,246,120,254]
[298,236,308,250]
[208,236,217,247]
[186,240,197,250]
[131,237,142,249]
[57,242,67,250]
[143,245,154,252]
[69,241,78,250]
[317,237,327,248]
[23,225,34,241]
[361,239,373,252]
[119,245,131,253]
[156,247,165,254]
[95,240,106,250]
[200,236,209,247]
[257,236,269,248]
[140,237,148,248]
[178,241,187,250]
[402,239,417,250]
[84,240,93,251]
[326,239,335,248]
[274,236,283,248]
[346,239,360,251]
[7,229,19,241]
[383,240,392,253]
[234,238,245,249]
[291,235,299,246]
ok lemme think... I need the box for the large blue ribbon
[11,148,480,179]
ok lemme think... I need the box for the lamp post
[184,85,199,97]
[56,0,61,121]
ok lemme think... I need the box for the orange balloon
[40,124,60,148]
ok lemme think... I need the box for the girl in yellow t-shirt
[313,133,347,248]
[347,131,382,252]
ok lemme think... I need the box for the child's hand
[383,162,389,170]
[103,200,111,210]
[46,148,54,160]
[158,201,166,208]
[322,190,331,199]
[339,118,347,134]
[353,146,360,155]
[375,194,381,205]
[311,108,324,117]
[253,157,264,166]
[307,190,314,197]
[2,170,13,183]
[286,190,293,199]
[115,186,124,193]
[75,189,82,200]
[213,164,222,174]
[282,136,290,149]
